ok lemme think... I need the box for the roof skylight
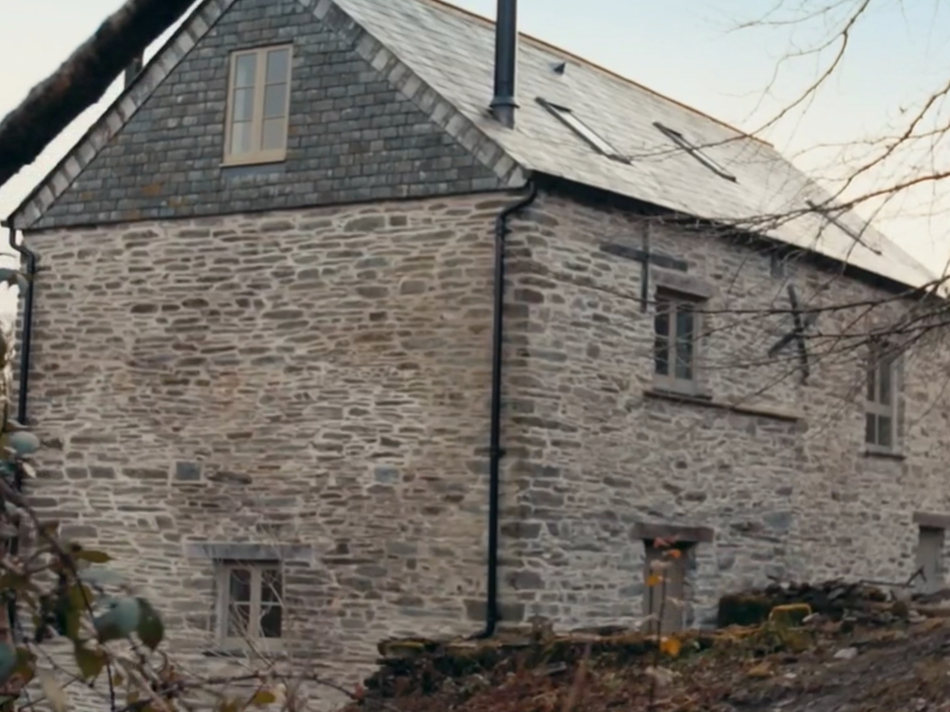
[538,98,629,162]
[805,200,882,256]
[654,122,736,182]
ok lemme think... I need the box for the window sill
[863,448,905,461]
[644,388,802,423]
[220,154,287,169]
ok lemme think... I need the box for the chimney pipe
[124,55,144,88]
[491,0,518,128]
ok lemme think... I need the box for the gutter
[477,180,538,639]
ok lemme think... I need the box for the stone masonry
[496,189,950,628]
[22,195,515,698]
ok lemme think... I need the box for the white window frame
[537,98,628,161]
[865,343,898,452]
[654,122,736,182]
[223,44,294,166]
[215,562,284,649]
[653,290,703,394]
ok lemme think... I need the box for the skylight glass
[654,122,736,182]
[538,98,628,162]
[806,200,882,256]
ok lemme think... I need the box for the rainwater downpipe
[477,180,538,639]
[5,220,37,426]
[3,219,36,639]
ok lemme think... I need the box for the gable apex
[9,0,525,230]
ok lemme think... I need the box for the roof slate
[329,0,935,289]
[10,0,935,290]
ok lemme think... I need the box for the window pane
[654,299,671,376]
[865,413,876,445]
[226,603,250,637]
[261,569,282,603]
[234,54,257,88]
[260,604,282,638]
[263,84,287,119]
[262,118,287,152]
[879,361,893,405]
[229,568,252,602]
[232,87,254,123]
[867,365,876,402]
[878,416,893,448]
[674,305,695,380]
[266,48,290,84]
[231,121,253,155]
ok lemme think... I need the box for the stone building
[4,0,950,700]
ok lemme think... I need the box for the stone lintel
[183,542,312,563]
[653,269,716,300]
[633,522,714,544]
[913,512,950,530]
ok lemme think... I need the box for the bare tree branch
[0,0,194,190]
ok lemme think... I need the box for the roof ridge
[412,0,771,146]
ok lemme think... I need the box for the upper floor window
[866,343,897,451]
[654,290,702,392]
[224,45,293,165]
[216,562,283,647]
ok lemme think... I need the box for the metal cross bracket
[768,284,818,384]
[599,224,689,312]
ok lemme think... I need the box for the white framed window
[865,342,897,451]
[537,98,628,161]
[215,562,283,647]
[654,122,736,182]
[223,45,293,165]
[654,290,702,393]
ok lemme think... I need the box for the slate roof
[9,0,936,290]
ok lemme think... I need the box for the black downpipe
[4,220,36,640]
[477,181,538,639]
[490,0,519,128]
[7,223,37,426]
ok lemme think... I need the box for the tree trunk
[0,0,195,193]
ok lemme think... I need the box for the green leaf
[0,643,16,686]
[250,691,277,706]
[14,647,36,685]
[94,597,140,643]
[2,431,39,456]
[135,598,164,651]
[73,643,106,681]
[39,670,68,712]
[74,550,111,564]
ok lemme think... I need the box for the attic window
[654,122,736,182]
[538,98,628,162]
[806,200,882,256]
[224,45,293,166]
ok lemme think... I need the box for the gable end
[12,0,526,231]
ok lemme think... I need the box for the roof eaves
[7,0,236,229]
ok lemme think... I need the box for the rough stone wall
[32,0,501,230]
[21,194,512,703]
[497,189,950,629]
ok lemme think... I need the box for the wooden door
[643,542,688,634]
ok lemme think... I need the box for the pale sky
[2,0,950,267]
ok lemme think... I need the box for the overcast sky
[2,0,949,266]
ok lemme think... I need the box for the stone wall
[497,189,950,628]
[21,193,517,701]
